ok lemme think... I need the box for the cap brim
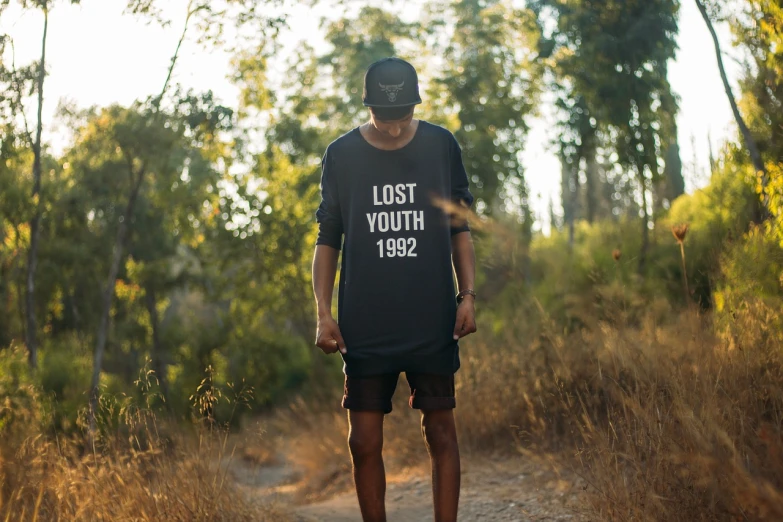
[363,100,422,108]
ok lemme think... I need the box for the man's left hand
[453,298,477,340]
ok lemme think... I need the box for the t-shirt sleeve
[315,146,344,250]
[449,135,475,235]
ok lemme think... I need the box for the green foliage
[432,0,541,214]
[764,161,783,246]
[718,226,783,301]
[38,335,93,430]
[224,323,310,408]
[0,344,42,434]
[665,144,759,304]
[713,225,783,346]
[727,0,783,226]
[523,220,677,326]
[532,0,681,266]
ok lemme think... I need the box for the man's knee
[421,411,458,453]
[348,430,383,463]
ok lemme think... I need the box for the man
[311,57,477,522]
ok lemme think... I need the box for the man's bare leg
[421,409,460,522]
[348,410,386,522]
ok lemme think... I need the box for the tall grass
[561,309,782,520]
[0,354,291,521]
[271,300,782,520]
[268,239,783,521]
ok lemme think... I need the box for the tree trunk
[664,140,684,201]
[637,165,650,275]
[560,156,577,249]
[89,168,145,433]
[25,7,49,369]
[144,284,170,406]
[695,0,767,206]
[584,149,598,223]
[13,225,27,342]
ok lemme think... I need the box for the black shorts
[342,372,456,414]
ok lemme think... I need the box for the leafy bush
[38,334,93,431]
[665,152,758,305]
[225,331,311,408]
[713,225,783,347]
[0,344,42,436]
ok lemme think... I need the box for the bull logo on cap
[379,81,405,102]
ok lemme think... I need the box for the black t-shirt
[315,121,474,377]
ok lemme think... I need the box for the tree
[432,0,541,220]
[85,0,281,430]
[695,0,766,206]
[1,0,82,368]
[659,77,685,207]
[82,103,176,426]
[726,0,782,227]
[0,134,32,348]
[532,0,679,271]
[25,0,49,369]
[128,90,232,403]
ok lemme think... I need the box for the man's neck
[360,120,420,151]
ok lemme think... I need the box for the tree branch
[155,0,206,110]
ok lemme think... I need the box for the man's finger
[316,337,337,354]
[466,321,476,335]
[453,314,465,340]
[333,332,347,355]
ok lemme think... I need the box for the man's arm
[451,231,477,340]
[312,244,347,354]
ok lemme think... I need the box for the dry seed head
[672,223,689,244]
[612,249,621,262]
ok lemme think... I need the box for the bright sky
[2,0,742,232]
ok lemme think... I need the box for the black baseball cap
[363,57,423,109]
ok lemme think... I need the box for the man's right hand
[315,315,347,355]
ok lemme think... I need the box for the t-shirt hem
[342,348,461,377]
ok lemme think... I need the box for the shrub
[0,343,43,436]
[38,334,93,431]
[0,360,290,521]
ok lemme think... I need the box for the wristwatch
[456,289,476,304]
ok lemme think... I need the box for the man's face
[370,109,414,138]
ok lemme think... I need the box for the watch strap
[456,289,476,302]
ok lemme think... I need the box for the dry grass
[0,363,293,522]
[268,295,783,521]
[461,302,783,521]
[571,309,783,521]
[468,301,780,521]
[260,393,429,502]
[7,311,776,521]
[0,434,258,521]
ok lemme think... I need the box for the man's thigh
[405,372,456,410]
[342,373,400,414]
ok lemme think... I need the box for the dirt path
[230,454,587,521]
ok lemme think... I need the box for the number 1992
[377,237,417,258]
